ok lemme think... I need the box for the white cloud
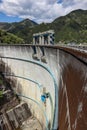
[0,0,87,23]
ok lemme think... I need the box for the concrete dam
[0,45,87,130]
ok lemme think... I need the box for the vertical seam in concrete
[65,84,71,130]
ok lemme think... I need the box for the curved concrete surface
[0,45,87,130]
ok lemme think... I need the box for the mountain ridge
[0,9,87,44]
[0,18,38,31]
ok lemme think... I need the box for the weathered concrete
[7,102,31,129]
[0,45,87,130]
[21,116,43,130]
[0,102,31,130]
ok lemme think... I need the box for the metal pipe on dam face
[0,45,87,130]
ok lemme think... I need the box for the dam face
[58,49,87,130]
[0,45,87,130]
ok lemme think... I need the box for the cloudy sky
[0,0,87,23]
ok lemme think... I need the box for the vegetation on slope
[0,19,37,44]
[0,29,24,44]
[52,9,87,43]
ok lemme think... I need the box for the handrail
[1,56,58,129]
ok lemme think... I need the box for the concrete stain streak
[64,84,71,130]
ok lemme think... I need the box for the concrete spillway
[0,45,87,130]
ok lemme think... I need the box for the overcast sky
[0,0,87,23]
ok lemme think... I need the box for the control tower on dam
[0,44,87,130]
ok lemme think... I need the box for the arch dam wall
[0,45,87,130]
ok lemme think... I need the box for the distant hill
[0,29,24,44]
[0,9,87,44]
[0,19,38,43]
[0,19,37,30]
[52,9,87,43]
[0,22,11,30]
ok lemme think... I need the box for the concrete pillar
[46,36,48,44]
[39,36,42,45]
[48,35,50,45]
[42,36,44,45]
[33,37,35,44]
